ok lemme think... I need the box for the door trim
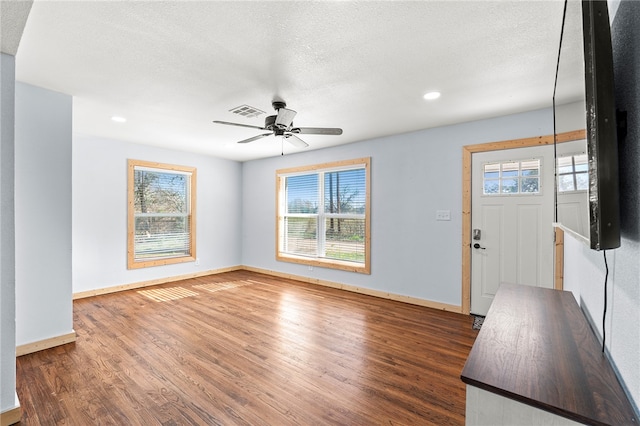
[461,130,585,315]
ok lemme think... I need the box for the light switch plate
[436,210,451,221]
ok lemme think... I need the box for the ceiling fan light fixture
[423,91,441,101]
[274,107,297,128]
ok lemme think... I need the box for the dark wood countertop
[461,283,637,426]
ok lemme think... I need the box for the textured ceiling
[15,1,567,161]
[1,0,33,55]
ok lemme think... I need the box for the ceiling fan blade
[284,134,309,148]
[275,108,297,128]
[238,133,272,144]
[213,120,266,131]
[291,127,343,135]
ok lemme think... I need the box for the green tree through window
[277,158,370,274]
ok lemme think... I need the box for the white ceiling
[13,0,567,162]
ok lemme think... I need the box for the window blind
[133,168,191,260]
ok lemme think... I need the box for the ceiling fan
[213,101,343,148]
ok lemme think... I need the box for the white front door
[471,146,555,316]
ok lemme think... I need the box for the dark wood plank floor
[16,270,478,425]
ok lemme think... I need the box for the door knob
[473,243,486,250]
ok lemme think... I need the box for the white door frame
[460,129,585,315]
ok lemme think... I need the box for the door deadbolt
[473,229,481,240]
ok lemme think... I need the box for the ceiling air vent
[229,104,265,119]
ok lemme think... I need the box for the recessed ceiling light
[111,116,127,123]
[423,91,441,101]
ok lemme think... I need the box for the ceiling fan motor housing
[265,114,292,134]
[264,115,279,131]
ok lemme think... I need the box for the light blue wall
[72,135,243,293]
[0,52,17,414]
[15,82,73,347]
[242,108,553,307]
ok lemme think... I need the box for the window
[557,153,588,192]
[276,158,370,274]
[127,160,196,269]
[483,159,541,195]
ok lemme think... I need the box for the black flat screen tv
[553,0,620,250]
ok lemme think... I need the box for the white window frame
[276,157,370,274]
[556,153,589,193]
[127,159,197,269]
[482,158,543,196]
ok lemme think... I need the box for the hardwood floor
[16,271,478,425]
